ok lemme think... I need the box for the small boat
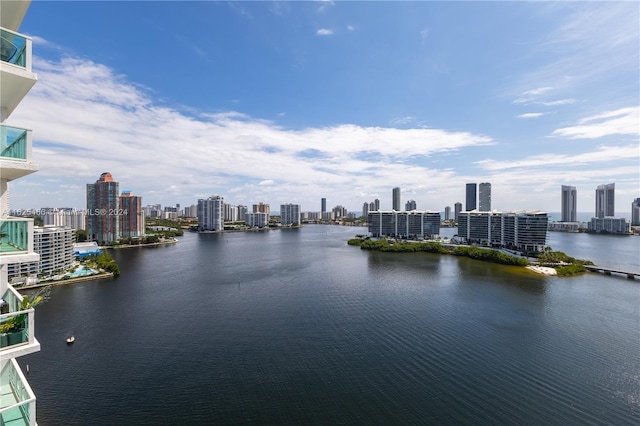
[66,336,75,344]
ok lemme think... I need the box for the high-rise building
[405,199,416,211]
[119,191,144,238]
[454,202,462,222]
[632,198,640,226]
[466,183,477,211]
[374,199,380,211]
[392,187,401,211]
[197,195,224,231]
[479,182,491,211]
[321,198,326,213]
[253,202,270,215]
[87,172,120,244]
[33,225,75,276]
[362,202,369,218]
[561,185,577,222]
[444,206,451,221]
[1,1,43,422]
[280,204,301,226]
[595,183,615,218]
[333,205,348,219]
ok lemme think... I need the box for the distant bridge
[585,265,640,280]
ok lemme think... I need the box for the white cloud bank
[552,107,640,139]
[9,56,494,210]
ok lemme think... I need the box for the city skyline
[5,1,639,213]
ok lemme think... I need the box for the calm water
[23,226,640,424]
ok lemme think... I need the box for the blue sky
[7,1,639,216]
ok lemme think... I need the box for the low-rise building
[587,217,630,234]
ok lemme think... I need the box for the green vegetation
[537,248,593,265]
[349,237,526,266]
[451,246,529,266]
[85,252,120,277]
[554,264,587,276]
[75,229,87,242]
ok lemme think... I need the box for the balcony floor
[1,384,28,426]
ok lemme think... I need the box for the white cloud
[552,107,639,139]
[9,55,494,210]
[316,28,333,36]
[523,87,553,96]
[347,25,355,31]
[475,144,638,171]
[517,113,545,119]
[420,27,429,41]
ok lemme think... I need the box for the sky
[6,1,640,215]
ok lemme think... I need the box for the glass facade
[0,126,28,161]
[0,220,29,253]
[0,29,28,67]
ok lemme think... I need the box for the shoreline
[526,265,558,276]
[17,272,115,291]
[100,238,178,250]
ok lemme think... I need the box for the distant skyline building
[321,198,326,213]
[479,182,491,211]
[444,206,451,221]
[280,204,301,225]
[87,172,120,244]
[245,212,269,228]
[595,183,615,218]
[392,187,401,211]
[454,202,462,221]
[362,202,370,219]
[119,190,144,239]
[561,185,577,222]
[197,195,224,231]
[466,183,477,211]
[588,217,630,234]
[632,198,640,226]
[405,199,416,211]
[253,202,270,215]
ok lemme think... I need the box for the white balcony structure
[1,1,41,424]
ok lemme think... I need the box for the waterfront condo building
[1,1,42,423]
[197,196,224,231]
[86,172,120,244]
[595,183,615,218]
[444,206,451,221]
[368,211,441,239]
[245,212,269,228]
[119,191,144,239]
[587,217,630,234]
[405,199,417,211]
[321,198,326,214]
[479,182,491,211]
[457,210,548,252]
[392,187,401,211]
[280,204,301,226]
[465,183,477,211]
[561,185,577,222]
[632,198,640,226]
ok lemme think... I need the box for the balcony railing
[0,219,30,254]
[0,125,29,161]
[0,28,28,68]
[0,286,34,350]
[0,358,36,426]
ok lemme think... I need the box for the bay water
[22,225,640,424]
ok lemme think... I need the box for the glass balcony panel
[0,220,29,253]
[0,360,35,426]
[0,29,27,67]
[0,125,28,161]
